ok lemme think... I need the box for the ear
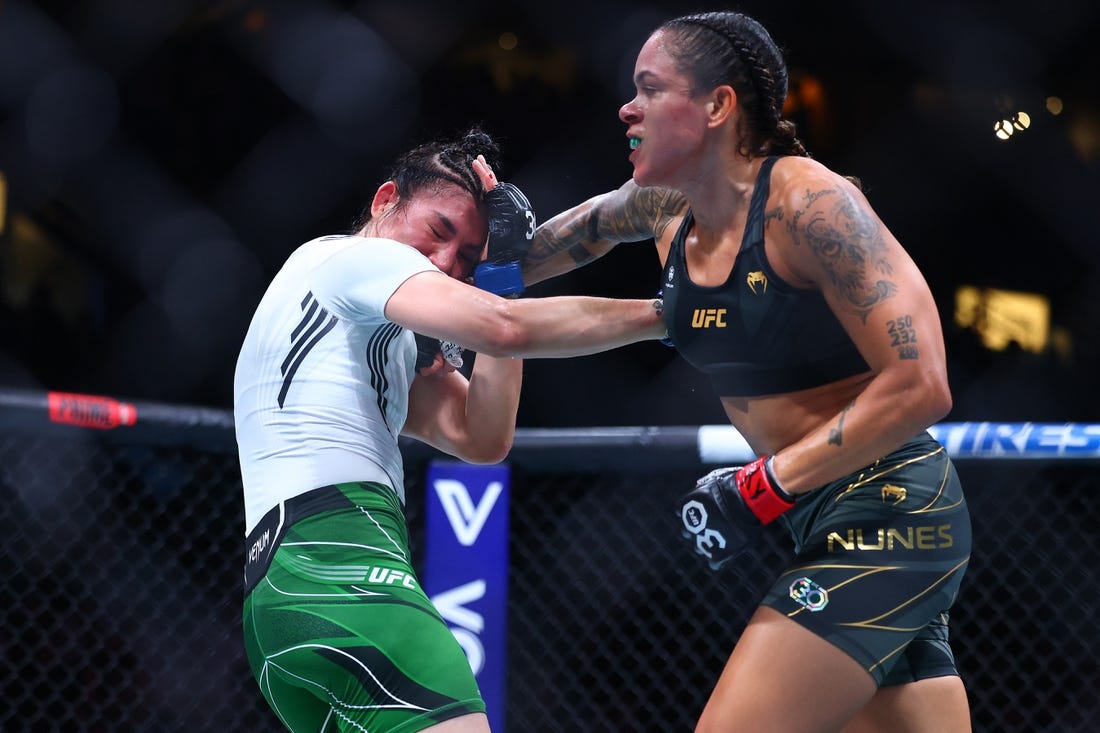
[370,180,400,218]
[705,86,737,127]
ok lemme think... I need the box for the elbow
[483,438,514,465]
[460,435,514,465]
[472,304,533,358]
[487,329,532,359]
[880,361,952,429]
[924,386,952,426]
[913,366,953,425]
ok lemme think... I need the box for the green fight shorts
[762,433,972,686]
[242,482,486,732]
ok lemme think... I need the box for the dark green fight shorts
[762,433,972,686]
[242,482,486,732]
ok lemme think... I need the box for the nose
[431,246,458,277]
[619,98,640,124]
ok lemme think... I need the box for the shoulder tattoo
[639,187,686,243]
[788,188,896,323]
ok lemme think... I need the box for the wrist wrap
[474,261,525,297]
[738,455,795,525]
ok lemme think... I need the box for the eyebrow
[638,68,668,84]
[435,211,483,253]
[434,212,458,236]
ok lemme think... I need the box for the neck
[684,155,763,236]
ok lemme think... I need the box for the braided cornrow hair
[662,12,808,160]
[351,126,502,231]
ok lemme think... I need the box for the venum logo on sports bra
[691,308,727,328]
[746,270,768,294]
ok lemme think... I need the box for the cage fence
[0,389,1097,732]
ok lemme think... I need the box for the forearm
[488,295,666,358]
[772,369,951,495]
[524,208,620,285]
[403,357,523,465]
[460,354,523,463]
[523,182,684,286]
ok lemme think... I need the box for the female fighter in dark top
[523,11,972,733]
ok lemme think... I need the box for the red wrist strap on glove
[737,455,795,524]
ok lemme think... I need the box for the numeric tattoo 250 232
[887,315,919,359]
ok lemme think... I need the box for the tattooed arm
[766,158,952,494]
[523,180,687,286]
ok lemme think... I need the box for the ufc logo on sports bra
[691,308,727,328]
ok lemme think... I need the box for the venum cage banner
[424,460,510,732]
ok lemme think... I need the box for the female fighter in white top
[235,127,665,733]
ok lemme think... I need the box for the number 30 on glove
[474,182,535,297]
[678,456,795,570]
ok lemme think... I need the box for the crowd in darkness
[1,0,1098,425]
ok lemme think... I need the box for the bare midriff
[718,371,874,456]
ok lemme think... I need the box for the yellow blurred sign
[955,286,1050,353]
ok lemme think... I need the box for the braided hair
[661,12,808,160]
[352,126,501,231]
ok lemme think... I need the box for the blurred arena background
[1,0,1098,425]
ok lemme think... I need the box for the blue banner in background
[697,422,1100,462]
[424,461,510,732]
[928,422,1100,458]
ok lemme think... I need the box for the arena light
[993,111,1031,141]
[993,119,1014,140]
[954,285,1050,353]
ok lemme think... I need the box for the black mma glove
[474,182,535,297]
[678,456,795,570]
[414,332,465,372]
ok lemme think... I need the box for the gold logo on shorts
[881,484,907,505]
[746,271,767,294]
[827,525,953,551]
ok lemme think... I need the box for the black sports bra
[660,156,869,396]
